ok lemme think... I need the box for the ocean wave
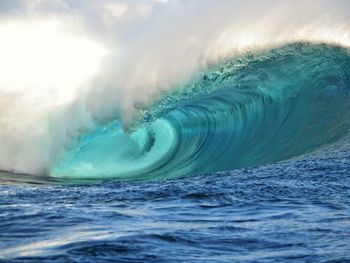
[51,43,350,180]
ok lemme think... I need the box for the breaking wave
[51,44,350,180]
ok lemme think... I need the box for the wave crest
[51,44,350,180]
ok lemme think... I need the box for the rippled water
[1,139,350,262]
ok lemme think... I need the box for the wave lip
[51,43,350,180]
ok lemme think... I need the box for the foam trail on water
[0,0,350,176]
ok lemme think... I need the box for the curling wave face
[51,44,350,180]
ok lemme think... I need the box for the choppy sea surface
[1,138,350,263]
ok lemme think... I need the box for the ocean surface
[1,137,350,262]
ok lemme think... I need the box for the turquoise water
[51,44,350,180]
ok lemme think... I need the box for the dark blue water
[1,138,350,262]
